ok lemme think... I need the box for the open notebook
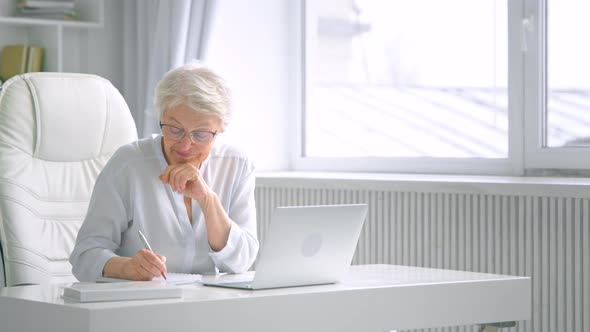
[96,273,202,285]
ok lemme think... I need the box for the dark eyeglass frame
[159,122,218,144]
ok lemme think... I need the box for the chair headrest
[0,72,137,161]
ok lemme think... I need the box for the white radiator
[255,175,590,332]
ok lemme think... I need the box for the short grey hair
[155,63,232,128]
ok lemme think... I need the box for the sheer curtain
[122,0,217,137]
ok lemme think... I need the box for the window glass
[306,0,508,158]
[546,0,590,148]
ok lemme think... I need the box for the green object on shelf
[0,44,44,81]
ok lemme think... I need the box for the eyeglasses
[159,122,217,145]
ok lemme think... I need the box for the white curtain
[123,0,217,137]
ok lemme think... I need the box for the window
[297,0,590,174]
[524,0,590,170]
[546,0,590,148]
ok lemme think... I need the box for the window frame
[523,0,590,170]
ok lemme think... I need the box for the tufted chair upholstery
[0,72,138,286]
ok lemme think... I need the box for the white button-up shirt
[70,135,259,281]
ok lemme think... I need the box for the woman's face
[160,104,223,166]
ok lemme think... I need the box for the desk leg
[478,322,516,332]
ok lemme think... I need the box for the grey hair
[155,63,232,128]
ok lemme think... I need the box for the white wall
[205,0,292,171]
[64,0,125,88]
[94,0,292,171]
[84,0,125,90]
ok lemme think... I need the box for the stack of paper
[63,281,183,303]
[17,0,77,21]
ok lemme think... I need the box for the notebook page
[97,273,202,285]
[153,273,202,285]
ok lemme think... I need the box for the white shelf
[0,0,104,74]
[0,16,102,28]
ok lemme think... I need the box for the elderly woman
[70,64,259,281]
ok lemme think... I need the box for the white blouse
[70,135,259,281]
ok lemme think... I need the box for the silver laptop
[202,204,368,290]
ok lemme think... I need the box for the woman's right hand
[103,249,167,281]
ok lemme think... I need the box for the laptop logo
[301,232,323,257]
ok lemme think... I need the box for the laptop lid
[203,204,368,290]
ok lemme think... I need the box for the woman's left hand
[159,162,212,206]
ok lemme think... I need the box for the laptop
[201,203,368,290]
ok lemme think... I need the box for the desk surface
[0,264,530,332]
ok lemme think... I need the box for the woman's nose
[176,134,194,149]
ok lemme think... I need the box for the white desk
[0,264,530,332]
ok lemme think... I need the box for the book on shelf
[17,0,75,10]
[0,45,27,82]
[19,7,76,15]
[16,12,76,20]
[0,44,44,82]
[26,45,43,73]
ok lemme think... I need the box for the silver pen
[138,230,167,280]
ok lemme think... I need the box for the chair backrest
[0,72,138,286]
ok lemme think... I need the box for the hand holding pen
[138,230,168,280]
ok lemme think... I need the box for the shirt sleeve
[69,156,130,281]
[208,159,259,273]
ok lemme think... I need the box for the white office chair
[0,72,138,287]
